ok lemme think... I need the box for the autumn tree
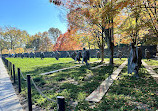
[17,30,30,48]
[3,27,21,50]
[53,30,82,51]
[51,0,133,64]
[0,29,9,54]
[119,0,158,45]
[48,27,62,44]
[25,32,52,52]
[139,0,158,45]
[25,34,41,51]
[0,26,30,53]
[140,0,158,37]
[39,32,52,52]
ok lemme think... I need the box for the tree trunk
[109,41,114,65]
[100,44,104,63]
[101,27,104,63]
[107,28,114,65]
[88,42,91,50]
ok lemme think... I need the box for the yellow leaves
[2,49,9,54]
[1,48,24,54]
[14,48,24,53]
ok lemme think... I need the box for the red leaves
[76,8,81,11]
[53,30,82,51]
[53,0,61,5]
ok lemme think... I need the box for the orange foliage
[14,48,24,53]
[53,30,83,51]
[2,49,9,54]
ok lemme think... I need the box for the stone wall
[2,45,157,58]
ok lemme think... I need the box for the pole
[13,64,16,83]
[6,59,8,68]
[27,74,32,111]
[57,96,65,111]
[18,68,21,93]
[11,63,12,77]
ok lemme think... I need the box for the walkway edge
[142,60,158,78]
[85,60,127,102]
[0,57,23,111]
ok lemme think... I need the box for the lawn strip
[81,66,158,111]
[85,60,127,102]
[40,59,107,75]
[143,59,158,74]
[5,58,124,110]
[35,59,124,110]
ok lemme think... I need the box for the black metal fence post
[4,58,6,66]
[6,59,8,68]
[8,61,10,71]
[18,68,21,93]
[27,74,32,111]
[9,62,11,72]
[10,63,13,77]
[57,96,65,111]
[13,64,16,83]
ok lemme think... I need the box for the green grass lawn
[6,57,126,110]
[76,66,158,111]
[6,58,102,76]
[143,59,158,74]
[144,59,158,66]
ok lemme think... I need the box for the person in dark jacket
[40,52,45,60]
[30,52,35,58]
[76,51,82,63]
[82,48,90,65]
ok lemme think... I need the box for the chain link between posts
[20,72,27,81]
[30,77,56,102]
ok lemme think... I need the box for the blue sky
[0,0,68,35]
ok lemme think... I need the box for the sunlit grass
[76,66,158,110]
[6,57,126,110]
[143,59,158,66]
[143,59,158,74]
[6,58,102,76]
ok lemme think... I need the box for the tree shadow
[94,66,158,110]
[23,62,76,76]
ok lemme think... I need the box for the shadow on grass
[56,65,116,105]
[153,68,158,74]
[23,62,76,76]
[16,60,121,110]
[90,66,158,111]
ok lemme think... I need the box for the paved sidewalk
[86,60,127,102]
[0,57,23,111]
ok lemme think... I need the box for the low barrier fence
[2,57,65,111]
